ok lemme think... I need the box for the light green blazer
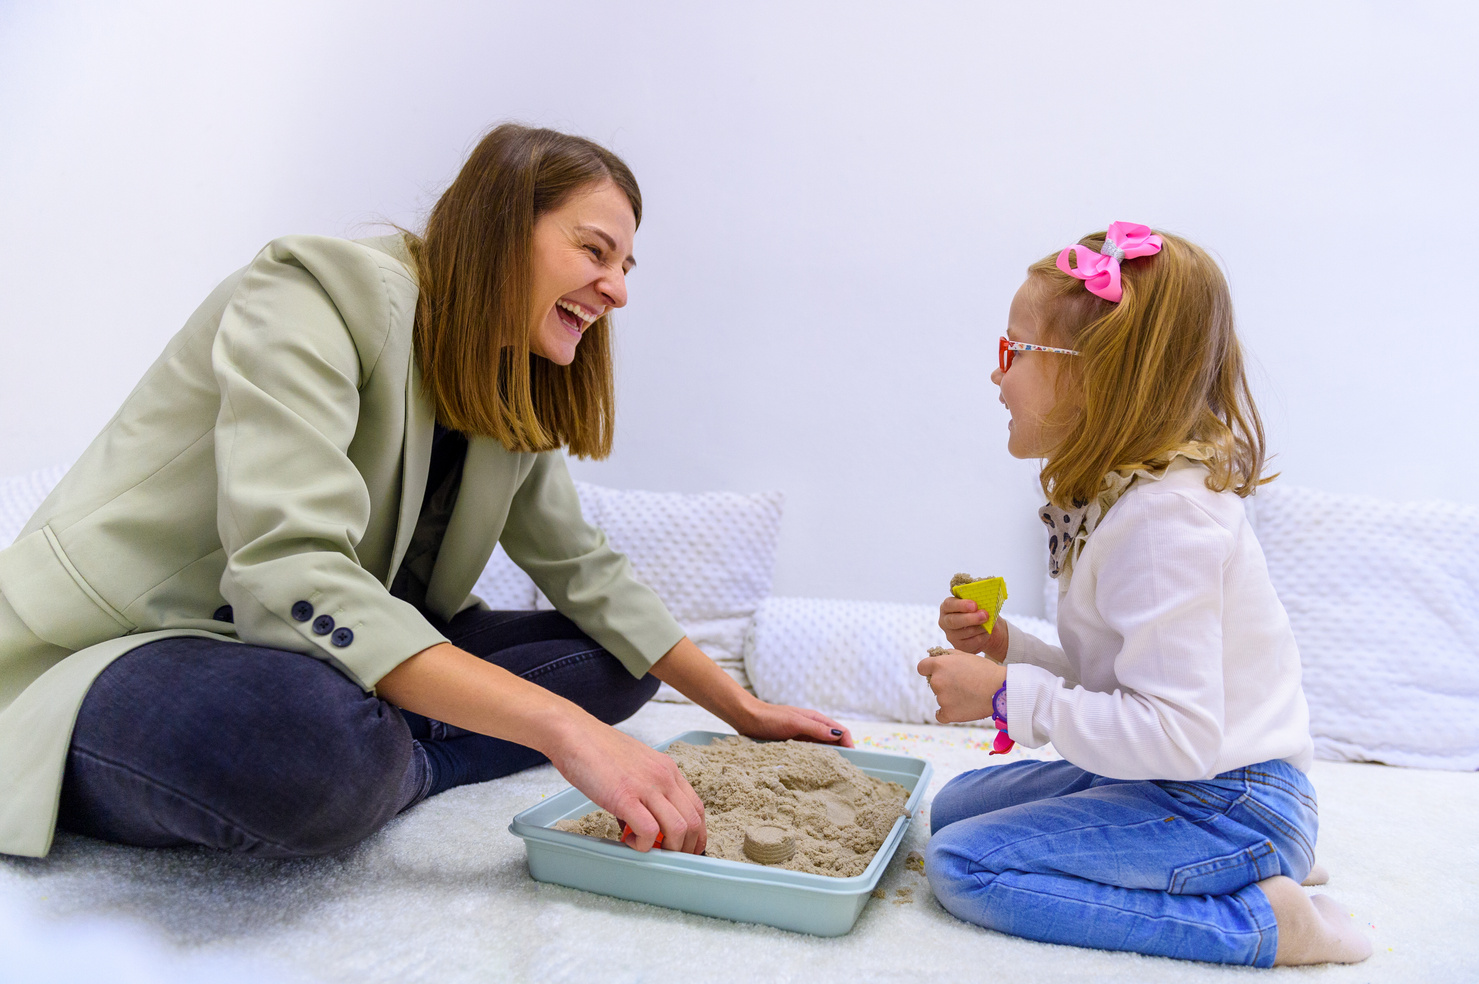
[0,234,685,858]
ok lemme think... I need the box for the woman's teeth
[557,299,598,326]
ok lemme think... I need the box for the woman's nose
[990,367,1004,387]
[598,269,627,309]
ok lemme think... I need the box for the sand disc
[742,825,796,864]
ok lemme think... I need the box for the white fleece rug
[2,701,1475,984]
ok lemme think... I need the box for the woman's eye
[584,244,602,260]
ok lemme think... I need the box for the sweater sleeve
[212,237,447,691]
[497,454,687,678]
[1002,617,1078,684]
[1006,491,1234,780]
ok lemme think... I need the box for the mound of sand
[553,737,909,878]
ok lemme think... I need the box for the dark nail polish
[831,729,843,736]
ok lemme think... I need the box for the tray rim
[509,729,933,892]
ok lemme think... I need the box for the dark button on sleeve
[291,601,314,622]
[312,614,335,636]
[213,605,234,623]
[330,627,354,648]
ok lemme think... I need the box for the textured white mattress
[3,700,1474,984]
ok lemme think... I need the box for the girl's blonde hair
[405,123,641,459]
[1027,229,1270,508]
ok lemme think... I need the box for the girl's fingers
[941,611,990,632]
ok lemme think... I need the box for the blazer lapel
[423,437,526,620]
[386,356,434,588]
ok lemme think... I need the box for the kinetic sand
[554,736,909,878]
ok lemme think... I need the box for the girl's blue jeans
[925,758,1319,967]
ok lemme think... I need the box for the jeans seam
[1158,781,1233,811]
[1243,771,1318,809]
[982,872,1275,939]
[449,611,583,650]
[67,745,305,855]
[1232,884,1276,966]
[972,815,1172,869]
[522,647,608,683]
[1237,796,1317,869]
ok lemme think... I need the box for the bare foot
[1301,863,1330,886]
[1257,875,1372,966]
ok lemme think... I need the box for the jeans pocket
[1168,838,1283,895]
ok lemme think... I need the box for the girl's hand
[917,647,1008,724]
[732,697,854,748]
[938,597,1010,662]
[547,718,708,855]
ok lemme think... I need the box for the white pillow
[0,464,67,548]
[516,482,783,702]
[1248,483,1479,770]
[744,595,1060,724]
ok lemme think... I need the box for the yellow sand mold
[949,574,1008,633]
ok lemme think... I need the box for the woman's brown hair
[1027,230,1270,508]
[406,123,641,458]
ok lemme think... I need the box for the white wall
[2,1,1475,615]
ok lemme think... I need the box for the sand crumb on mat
[553,737,909,878]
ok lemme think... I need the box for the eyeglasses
[999,336,1081,373]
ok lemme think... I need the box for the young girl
[915,223,1371,967]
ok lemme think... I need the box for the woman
[0,124,850,860]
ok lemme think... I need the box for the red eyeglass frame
[998,336,1082,373]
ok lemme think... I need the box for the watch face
[992,685,1008,724]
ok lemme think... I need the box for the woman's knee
[588,660,660,726]
[518,645,658,726]
[264,696,413,855]
[64,640,414,857]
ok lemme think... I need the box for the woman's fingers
[788,707,856,748]
[810,712,853,748]
[683,781,706,858]
[552,723,710,854]
[642,793,692,853]
[619,805,663,852]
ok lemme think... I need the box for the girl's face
[528,179,636,365]
[992,277,1072,458]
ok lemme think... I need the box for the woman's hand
[938,597,1010,662]
[916,647,1007,724]
[545,718,706,855]
[650,637,853,747]
[377,642,706,854]
[730,698,854,748]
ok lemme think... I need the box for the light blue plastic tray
[508,730,932,937]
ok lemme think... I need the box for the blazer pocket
[0,526,136,652]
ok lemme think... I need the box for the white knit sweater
[1004,459,1315,780]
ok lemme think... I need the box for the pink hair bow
[1055,221,1163,303]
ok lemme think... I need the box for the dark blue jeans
[57,609,658,858]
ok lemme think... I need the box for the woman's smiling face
[527,179,636,365]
